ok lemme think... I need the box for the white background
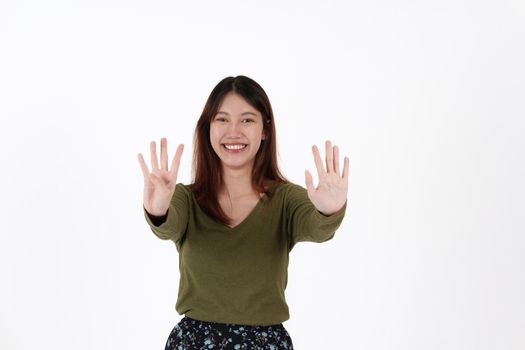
[1,0,524,349]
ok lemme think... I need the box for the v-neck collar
[221,191,267,231]
[191,182,278,232]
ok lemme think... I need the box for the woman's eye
[242,119,254,123]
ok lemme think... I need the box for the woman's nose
[226,121,242,134]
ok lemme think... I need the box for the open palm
[305,140,349,215]
[137,138,184,216]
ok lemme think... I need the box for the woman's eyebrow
[217,111,258,117]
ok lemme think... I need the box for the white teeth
[224,144,246,150]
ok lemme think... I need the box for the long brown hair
[190,75,289,226]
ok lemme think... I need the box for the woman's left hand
[305,140,349,215]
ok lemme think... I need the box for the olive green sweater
[143,182,347,326]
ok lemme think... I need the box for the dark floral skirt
[165,316,294,350]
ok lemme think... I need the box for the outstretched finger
[334,145,340,176]
[342,156,350,181]
[169,144,184,181]
[325,140,334,173]
[150,140,160,171]
[137,153,150,180]
[312,145,326,178]
[160,137,168,171]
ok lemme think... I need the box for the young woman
[137,75,349,350]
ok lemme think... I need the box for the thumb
[149,172,163,187]
[305,170,315,192]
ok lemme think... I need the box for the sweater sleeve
[143,183,189,243]
[285,183,347,249]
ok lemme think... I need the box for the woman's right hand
[137,138,184,216]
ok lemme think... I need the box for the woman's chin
[220,159,255,171]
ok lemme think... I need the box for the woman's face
[210,92,266,173]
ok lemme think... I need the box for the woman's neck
[220,168,256,199]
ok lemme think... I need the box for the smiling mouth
[222,144,247,150]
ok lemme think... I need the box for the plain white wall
[1,0,524,349]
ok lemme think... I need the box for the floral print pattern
[165,316,294,350]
